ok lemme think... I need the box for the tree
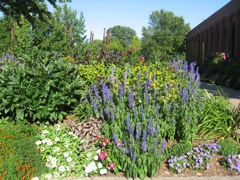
[0,0,71,23]
[141,9,190,61]
[108,37,124,52]
[128,36,141,54]
[107,25,136,49]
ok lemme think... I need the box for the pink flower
[140,56,145,62]
[104,138,110,144]
[221,52,226,60]
[109,162,115,169]
[99,153,105,161]
[104,152,108,158]
[101,140,106,147]
[116,142,122,148]
[94,135,101,141]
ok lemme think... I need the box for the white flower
[42,130,48,134]
[42,138,51,144]
[92,165,97,171]
[32,177,40,180]
[87,152,92,158]
[68,132,74,135]
[46,162,51,168]
[94,155,99,160]
[53,147,60,152]
[66,157,72,162]
[50,156,57,163]
[54,137,60,142]
[35,140,41,145]
[59,165,65,172]
[40,147,45,152]
[46,140,52,146]
[66,166,70,171]
[97,162,103,168]
[96,149,101,154]
[64,143,69,148]
[62,134,66,137]
[100,169,107,175]
[44,173,52,180]
[56,124,61,131]
[63,152,69,158]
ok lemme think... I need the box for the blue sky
[58,0,230,40]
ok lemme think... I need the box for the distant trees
[107,25,137,50]
[0,4,87,57]
[141,9,190,61]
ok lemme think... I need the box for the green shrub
[0,120,48,180]
[218,139,240,156]
[165,141,193,157]
[0,55,86,124]
[198,95,238,140]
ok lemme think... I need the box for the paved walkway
[200,82,240,108]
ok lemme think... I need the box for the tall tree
[0,0,71,23]
[141,9,190,61]
[107,25,136,49]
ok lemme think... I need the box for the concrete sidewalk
[62,175,240,180]
[200,82,240,108]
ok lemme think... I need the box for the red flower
[140,56,145,62]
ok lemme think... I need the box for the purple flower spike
[148,117,154,136]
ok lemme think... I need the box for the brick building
[186,0,240,64]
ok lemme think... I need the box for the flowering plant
[84,135,119,176]
[35,123,86,179]
[168,142,221,173]
[221,154,240,173]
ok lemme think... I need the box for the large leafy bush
[0,56,85,123]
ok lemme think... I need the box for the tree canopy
[107,25,136,49]
[141,9,190,61]
[0,0,71,23]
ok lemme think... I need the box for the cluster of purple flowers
[225,155,240,173]
[168,143,221,173]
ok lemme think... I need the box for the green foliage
[0,55,86,123]
[218,139,240,156]
[198,95,240,141]
[201,59,240,90]
[0,16,13,52]
[108,37,124,52]
[0,0,72,23]
[0,120,48,180]
[165,141,193,157]
[141,9,190,61]
[108,25,137,49]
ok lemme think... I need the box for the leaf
[16,109,24,120]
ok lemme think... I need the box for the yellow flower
[238,154,240,159]
[138,100,142,104]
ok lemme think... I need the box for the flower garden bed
[0,58,240,180]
